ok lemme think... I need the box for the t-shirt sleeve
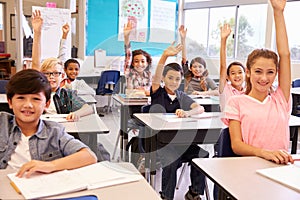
[206,77,218,90]
[274,86,292,113]
[178,91,195,110]
[221,96,241,126]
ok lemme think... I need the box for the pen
[10,181,21,194]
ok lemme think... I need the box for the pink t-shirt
[220,82,245,112]
[222,87,291,151]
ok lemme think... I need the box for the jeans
[158,143,209,199]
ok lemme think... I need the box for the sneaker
[184,190,201,200]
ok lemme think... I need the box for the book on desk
[118,94,149,103]
[7,161,143,199]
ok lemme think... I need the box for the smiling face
[227,65,245,89]
[132,54,148,74]
[248,57,277,95]
[8,92,50,129]
[190,61,205,77]
[65,62,80,81]
[42,64,64,92]
[163,70,182,94]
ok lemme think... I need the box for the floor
[95,103,300,200]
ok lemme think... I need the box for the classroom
[1,0,300,200]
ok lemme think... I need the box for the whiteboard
[32,6,71,61]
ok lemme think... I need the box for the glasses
[43,72,62,77]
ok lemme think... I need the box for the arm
[229,119,293,164]
[179,25,187,64]
[31,10,43,70]
[66,104,94,121]
[271,0,290,101]
[219,24,231,94]
[175,102,204,118]
[124,20,132,74]
[17,148,97,178]
[57,23,70,63]
[152,43,183,93]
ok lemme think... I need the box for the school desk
[291,87,300,95]
[133,112,225,187]
[190,95,220,112]
[0,162,160,200]
[192,157,300,200]
[78,94,97,113]
[112,94,150,162]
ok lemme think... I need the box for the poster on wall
[149,0,176,43]
[118,0,148,42]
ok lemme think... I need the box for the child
[0,69,97,177]
[180,25,218,96]
[151,43,208,200]
[41,57,94,122]
[219,23,246,112]
[60,58,96,96]
[124,20,152,96]
[223,0,294,164]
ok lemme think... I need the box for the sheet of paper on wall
[94,49,106,68]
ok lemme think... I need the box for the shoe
[184,190,201,200]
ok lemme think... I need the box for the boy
[0,69,97,177]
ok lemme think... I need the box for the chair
[292,79,300,88]
[0,79,8,94]
[96,70,120,113]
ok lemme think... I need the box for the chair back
[96,70,120,95]
[292,79,300,88]
[216,127,239,157]
[0,79,8,94]
[141,104,151,113]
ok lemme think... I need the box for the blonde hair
[41,57,63,72]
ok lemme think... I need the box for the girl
[151,43,208,200]
[223,0,294,164]
[219,23,246,112]
[179,25,219,96]
[124,20,152,96]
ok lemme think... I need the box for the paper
[40,114,69,123]
[8,161,143,199]
[155,112,220,123]
[256,164,300,192]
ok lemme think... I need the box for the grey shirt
[0,112,88,169]
[184,77,218,95]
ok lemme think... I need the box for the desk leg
[120,105,130,162]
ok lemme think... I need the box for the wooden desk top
[0,162,160,200]
[192,157,300,200]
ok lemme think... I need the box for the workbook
[155,112,220,123]
[256,161,300,192]
[118,94,149,103]
[7,161,143,199]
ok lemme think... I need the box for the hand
[124,20,133,38]
[175,109,188,118]
[66,112,80,122]
[179,25,187,40]
[261,149,293,164]
[270,0,286,12]
[31,10,43,33]
[62,23,70,39]
[16,160,56,178]
[163,42,183,57]
[220,23,231,39]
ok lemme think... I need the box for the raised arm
[152,43,182,93]
[123,20,133,73]
[271,0,290,101]
[219,24,232,94]
[57,23,70,63]
[31,10,43,70]
[179,25,187,64]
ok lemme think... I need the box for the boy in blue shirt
[151,44,208,200]
[0,69,97,177]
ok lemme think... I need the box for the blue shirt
[0,112,88,169]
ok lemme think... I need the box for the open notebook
[8,161,143,199]
[154,112,221,123]
[256,160,300,192]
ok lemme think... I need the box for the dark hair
[6,69,51,102]
[64,58,80,70]
[131,49,152,70]
[186,56,208,91]
[190,57,206,69]
[245,49,278,94]
[227,61,245,76]
[162,62,183,77]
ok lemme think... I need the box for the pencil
[293,158,300,162]
[10,181,21,194]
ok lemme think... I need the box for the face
[190,62,205,77]
[163,70,182,94]
[8,92,50,128]
[227,65,245,88]
[42,64,64,92]
[65,62,80,81]
[132,54,148,74]
[248,57,277,94]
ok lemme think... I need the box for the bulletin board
[86,0,178,57]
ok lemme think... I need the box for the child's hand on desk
[175,109,188,118]
[66,112,80,122]
[16,160,55,178]
[261,149,294,165]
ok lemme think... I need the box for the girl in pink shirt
[223,0,294,164]
[219,24,245,112]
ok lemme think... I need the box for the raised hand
[270,0,286,12]
[179,25,187,40]
[163,42,183,57]
[220,23,231,40]
[123,20,133,39]
[62,23,70,39]
[31,10,43,33]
